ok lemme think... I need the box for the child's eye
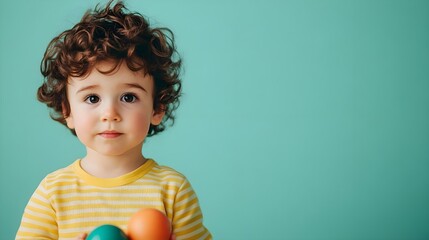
[121,93,138,103]
[84,95,100,104]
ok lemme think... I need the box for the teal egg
[86,224,129,240]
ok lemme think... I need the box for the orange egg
[127,208,172,240]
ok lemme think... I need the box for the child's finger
[170,233,176,240]
[75,233,87,240]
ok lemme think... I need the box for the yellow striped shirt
[16,159,212,240]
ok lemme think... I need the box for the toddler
[16,1,211,239]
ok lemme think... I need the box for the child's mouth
[99,130,123,138]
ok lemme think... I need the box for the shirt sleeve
[16,178,58,240]
[172,178,212,240]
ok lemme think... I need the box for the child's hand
[75,232,172,240]
[75,233,87,240]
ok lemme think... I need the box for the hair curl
[38,0,182,137]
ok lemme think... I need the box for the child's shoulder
[35,161,78,191]
[149,160,188,184]
[43,161,77,182]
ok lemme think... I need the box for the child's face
[65,61,164,157]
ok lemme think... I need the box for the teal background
[1,0,428,239]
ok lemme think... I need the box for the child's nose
[101,103,122,122]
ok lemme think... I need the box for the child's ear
[151,110,165,126]
[62,102,75,129]
[65,113,75,129]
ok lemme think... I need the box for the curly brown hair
[38,0,182,137]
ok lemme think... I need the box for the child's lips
[98,130,123,138]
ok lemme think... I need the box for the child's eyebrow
[124,83,147,93]
[75,85,99,94]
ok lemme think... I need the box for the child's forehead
[68,60,150,82]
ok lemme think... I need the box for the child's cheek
[74,114,97,140]
[129,111,151,137]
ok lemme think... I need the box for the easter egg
[86,224,129,240]
[127,208,171,240]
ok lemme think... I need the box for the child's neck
[80,147,147,178]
